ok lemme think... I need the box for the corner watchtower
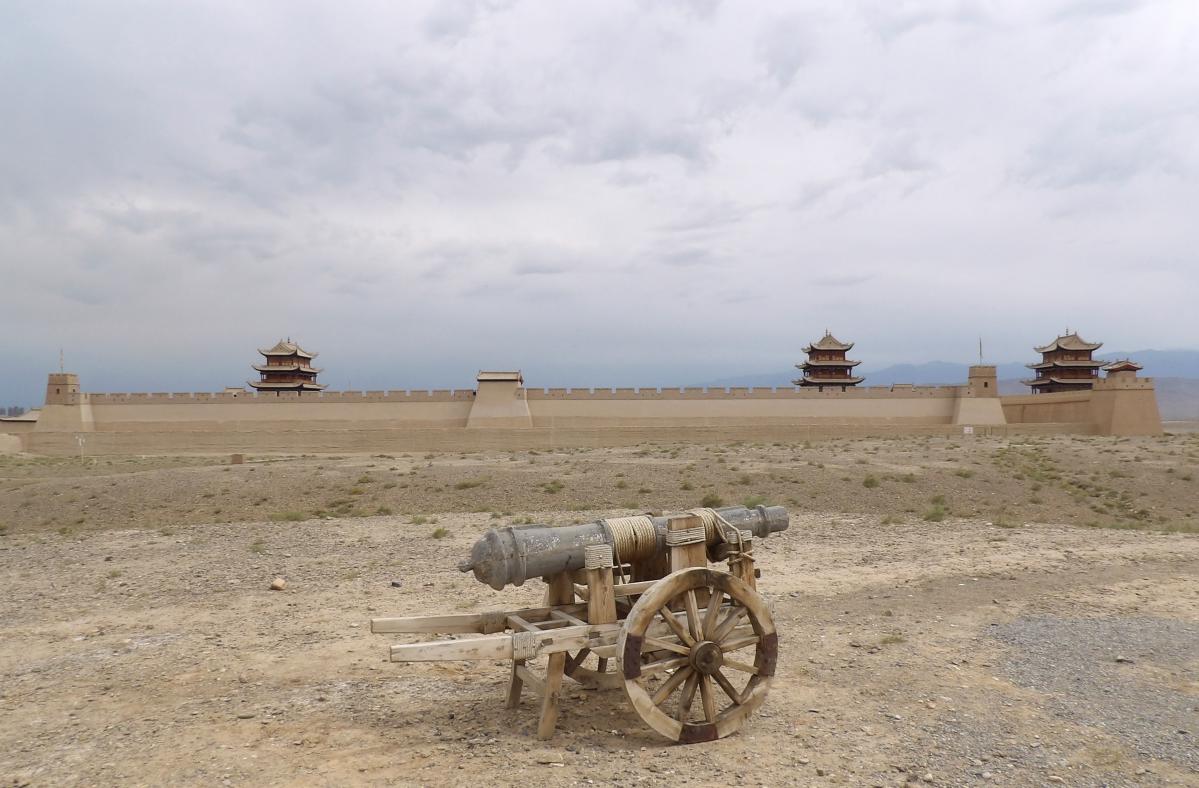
[966,365,998,397]
[45,372,80,405]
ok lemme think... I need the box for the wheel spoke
[566,648,591,671]
[712,669,743,705]
[701,589,724,640]
[684,590,702,642]
[720,634,759,653]
[699,675,717,722]
[710,605,747,643]
[650,665,692,706]
[722,657,759,675]
[677,670,701,721]
[640,655,689,678]
[657,606,695,647]
[596,657,608,673]
[644,635,691,656]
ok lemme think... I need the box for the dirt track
[1,437,1197,786]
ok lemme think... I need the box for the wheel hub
[689,640,724,675]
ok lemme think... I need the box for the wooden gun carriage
[370,505,786,743]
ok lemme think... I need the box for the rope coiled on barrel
[599,515,657,562]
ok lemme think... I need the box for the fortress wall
[524,385,959,400]
[85,400,474,430]
[1000,391,1094,425]
[525,394,957,426]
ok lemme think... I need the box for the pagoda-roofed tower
[793,331,864,389]
[249,339,326,393]
[1021,331,1104,394]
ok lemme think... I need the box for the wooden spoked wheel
[618,568,777,743]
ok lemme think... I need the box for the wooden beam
[549,609,588,627]
[515,663,544,696]
[370,603,588,635]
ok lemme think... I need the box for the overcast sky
[2,0,1197,404]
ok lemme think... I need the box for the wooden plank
[506,659,525,708]
[587,564,617,627]
[370,603,588,635]
[390,633,512,662]
[515,662,544,696]
[537,569,575,739]
[537,651,567,739]
[612,580,656,598]
[507,614,539,632]
[590,643,619,659]
[549,609,588,627]
[389,622,620,662]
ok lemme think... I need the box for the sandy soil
[1,434,1197,787]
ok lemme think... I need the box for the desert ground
[1,432,1197,787]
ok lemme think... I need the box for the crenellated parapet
[85,389,476,404]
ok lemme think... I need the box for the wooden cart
[370,511,778,743]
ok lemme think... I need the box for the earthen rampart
[2,363,1163,456]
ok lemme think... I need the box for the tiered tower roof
[1022,331,1103,393]
[250,338,326,392]
[802,332,855,354]
[1033,332,1102,354]
[794,331,864,387]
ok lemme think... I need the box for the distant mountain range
[694,349,1199,422]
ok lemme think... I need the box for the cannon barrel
[458,505,788,590]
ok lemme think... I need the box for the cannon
[371,505,788,743]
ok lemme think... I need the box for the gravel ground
[992,617,1199,775]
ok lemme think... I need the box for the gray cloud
[0,0,1196,405]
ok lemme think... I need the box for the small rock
[390,580,403,588]
[1114,656,1133,663]
[531,749,566,765]
[237,712,256,719]
[269,577,286,591]
[1047,778,1064,784]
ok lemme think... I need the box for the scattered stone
[390,580,403,588]
[1114,655,1133,663]
[531,749,566,766]
[269,577,286,591]
[236,712,255,719]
